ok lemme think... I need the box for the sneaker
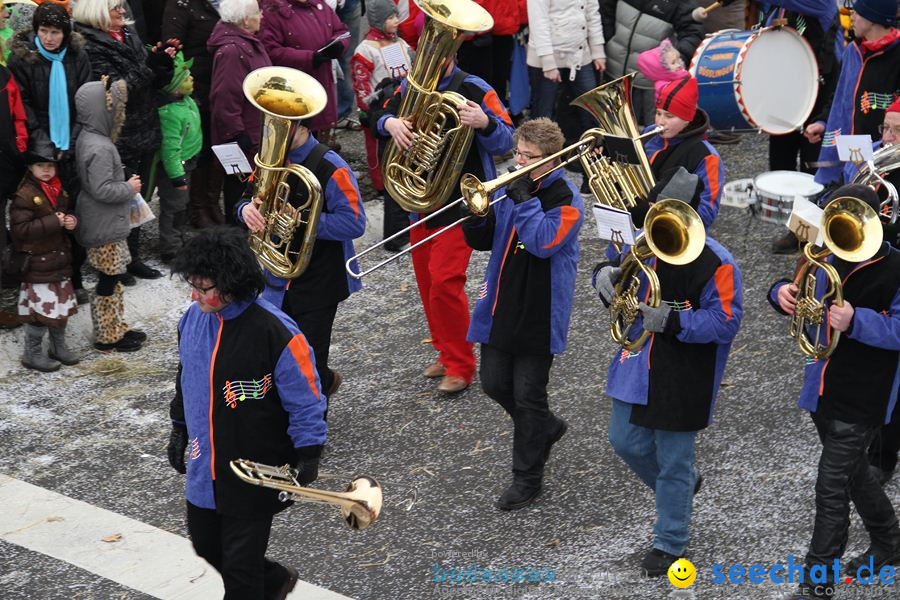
[94,336,143,352]
[123,330,147,343]
[336,116,362,131]
[772,231,800,255]
[127,261,163,279]
[496,481,542,511]
[75,288,91,305]
[640,548,680,577]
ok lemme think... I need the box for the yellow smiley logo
[668,558,696,588]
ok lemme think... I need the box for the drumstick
[692,2,722,21]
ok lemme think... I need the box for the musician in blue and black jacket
[462,118,582,511]
[769,184,900,596]
[166,227,327,599]
[592,167,742,578]
[239,121,366,411]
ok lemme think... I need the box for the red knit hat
[888,97,900,114]
[656,77,699,122]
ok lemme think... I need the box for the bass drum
[690,27,818,135]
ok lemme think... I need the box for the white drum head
[738,28,819,135]
[754,170,823,199]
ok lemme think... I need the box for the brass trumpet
[230,459,382,530]
[346,136,599,278]
[789,196,883,359]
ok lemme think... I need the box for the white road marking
[0,474,352,600]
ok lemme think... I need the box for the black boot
[126,227,163,279]
[640,548,680,577]
[496,480,542,511]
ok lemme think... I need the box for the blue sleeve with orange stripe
[471,79,515,156]
[274,333,328,449]
[316,155,366,242]
[693,149,724,229]
[676,250,743,345]
[847,288,900,351]
[513,197,583,259]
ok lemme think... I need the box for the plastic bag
[130,193,155,228]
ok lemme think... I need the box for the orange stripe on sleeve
[288,335,321,399]
[704,155,720,206]
[333,168,360,218]
[542,205,580,249]
[713,263,735,320]
[482,89,512,125]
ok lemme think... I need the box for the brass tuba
[849,142,900,225]
[789,196,883,360]
[571,73,660,211]
[382,0,493,213]
[230,459,382,530]
[243,67,328,279]
[609,200,706,351]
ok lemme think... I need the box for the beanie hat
[656,77,699,122]
[32,2,71,45]
[829,184,881,214]
[366,0,398,32]
[888,96,900,114]
[853,0,898,27]
[163,51,194,95]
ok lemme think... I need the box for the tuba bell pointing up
[382,0,494,213]
[243,67,329,279]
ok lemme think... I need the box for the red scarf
[861,28,900,53]
[39,176,63,209]
[107,29,125,43]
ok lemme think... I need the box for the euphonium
[382,0,493,213]
[789,196,883,360]
[609,200,706,351]
[243,67,328,279]
[571,73,659,211]
[849,142,900,224]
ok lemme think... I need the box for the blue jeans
[336,0,362,121]
[528,65,597,132]
[608,399,698,556]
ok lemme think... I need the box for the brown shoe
[326,369,342,397]
[772,230,800,255]
[437,375,468,394]
[423,360,446,378]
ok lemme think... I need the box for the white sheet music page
[212,143,253,175]
[788,196,824,246]
[592,203,636,246]
[380,43,410,75]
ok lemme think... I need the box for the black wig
[171,227,265,303]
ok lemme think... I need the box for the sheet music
[788,196,824,246]
[212,143,253,175]
[380,43,410,76]
[591,203,636,246]
[836,135,873,163]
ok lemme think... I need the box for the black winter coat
[7,31,93,155]
[161,0,219,110]
[75,23,171,168]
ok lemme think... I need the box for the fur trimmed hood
[9,30,86,65]
[76,78,128,144]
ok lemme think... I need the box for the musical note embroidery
[822,129,841,147]
[666,299,693,312]
[190,437,201,460]
[618,348,642,363]
[223,374,273,409]
[859,92,899,115]
[477,281,488,300]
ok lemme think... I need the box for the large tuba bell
[789,196,883,360]
[230,459,383,530]
[849,142,900,225]
[382,0,493,213]
[243,67,328,279]
[610,200,706,351]
[571,73,660,211]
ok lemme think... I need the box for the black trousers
[768,131,822,174]
[186,501,291,600]
[223,173,248,226]
[285,301,338,398]
[806,412,900,569]
[869,402,900,473]
[479,344,557,486]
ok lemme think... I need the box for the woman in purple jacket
[207,0,271,224]
[259,0,349,149]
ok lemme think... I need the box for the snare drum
[753,171,823,225]
[690,27,818,135]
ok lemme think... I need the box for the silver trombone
[345,136,600,278]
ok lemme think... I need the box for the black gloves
[293,445,323,486]
[506,176,535,204]
[167,424,188,474]
[313,40,344,66]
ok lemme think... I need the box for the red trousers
[410,222,475,382]
[363,128,384,191]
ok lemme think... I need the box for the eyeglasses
[111,4,126,12]
[514,149,543,161]
[878,124,900,137]
[187,280,217,295]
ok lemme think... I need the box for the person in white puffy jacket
[526,0,605,131]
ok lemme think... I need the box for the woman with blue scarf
[8,2,92,305]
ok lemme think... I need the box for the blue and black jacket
[768,243,900,425]
[604,238,743,432]
[170,296,327,516]
[463,168,583,356]
[376,66,515,229]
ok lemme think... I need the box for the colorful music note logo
[223,374,274,409]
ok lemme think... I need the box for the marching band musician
[769,185,900,599]
[462,118,583,511]
[639,76,724,230]
[166,227,327,600]
[377,53,514,394]
[239,119,366,412]
[593,168,743,577]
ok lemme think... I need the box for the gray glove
[594,266,622,305]
[639,302,672,333]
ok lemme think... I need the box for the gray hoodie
[74,79,135,249]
